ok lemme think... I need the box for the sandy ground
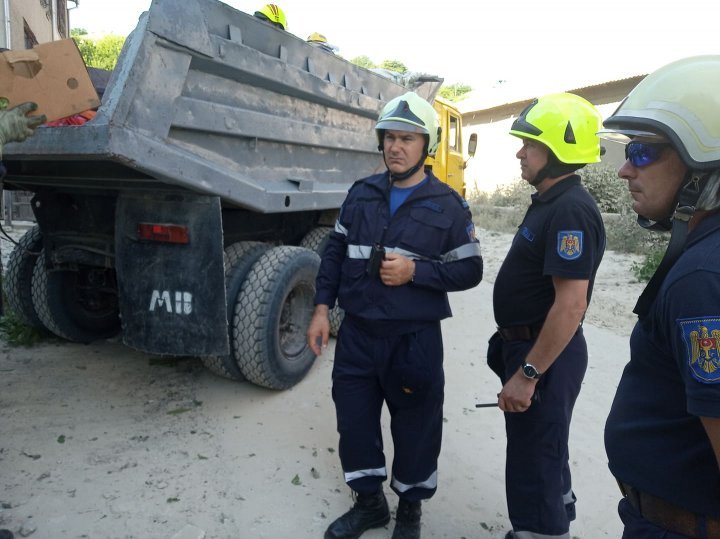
[0,223,646,539]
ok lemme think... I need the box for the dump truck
[1,0,474,390]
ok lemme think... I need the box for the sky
[69,0,719,94]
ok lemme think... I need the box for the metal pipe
[2,0,10,226]
[3,0,10,48]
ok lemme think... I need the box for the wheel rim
[278,280,314,360]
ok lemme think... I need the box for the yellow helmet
[307,32,327,44]
[601,55,720,170]
[510,92,602,164]
[376,92,440,157]
[254,4,287,30]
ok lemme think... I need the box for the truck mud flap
[115,193,228,357]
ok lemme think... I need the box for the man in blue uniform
[307,91,483,539]
[487,93,605,539]
[602,56,720,538]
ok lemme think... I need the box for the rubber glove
[0,102,47,157]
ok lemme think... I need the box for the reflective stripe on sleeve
[347,243,481,263]
[391,470,437,493]
[347,245,426,260]
[345,466,387,483]
[335,220,348,236]
[347,244,373,259]
[441,242,482,263]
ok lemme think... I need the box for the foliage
[470,179,533,208]
[467,176,670,280]
[467,181,532,235]
[0,311,48,346]
[631,244,665,282]
[380,59,407,74]
[71,29,125,71]
[439,83,473,102]
[351,55,376,69]
[582,164,629,213]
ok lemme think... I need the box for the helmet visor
[376,120,428,134]
[597,127,665,143]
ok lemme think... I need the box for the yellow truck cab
[426,96,476,198]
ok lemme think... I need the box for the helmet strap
[384,151,428,182]
[633,170,708,317]
[530,152,582,186]
[380,133,430,182]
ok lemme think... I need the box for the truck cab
[427,96,474,198]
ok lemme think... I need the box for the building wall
[1,0,69,49]
[459,77,645,195]
[463,102,626,195]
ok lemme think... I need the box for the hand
[498,368,536,412]
[379,252,415,286]
[307,305,330,356]
[0,102,47,147]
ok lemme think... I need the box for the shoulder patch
[466,222,476,241]
[557,230,583,260]
[678,317,720,383]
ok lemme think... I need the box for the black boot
[324,489,391,539]
[391,499,421,539]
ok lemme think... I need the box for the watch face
[523,363,540,379]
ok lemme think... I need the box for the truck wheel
[3,225,46,329]
[201,242,269,380]
[31,251,120,343]
[328,306,345,337]
[299,226,345,337]
[233,246,320,389]
[299,226,332,253]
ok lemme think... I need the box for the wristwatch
[522,362,542,380]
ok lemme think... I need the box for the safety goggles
[624,141,671,168]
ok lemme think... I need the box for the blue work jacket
[314,170,483,322]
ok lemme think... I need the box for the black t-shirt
[493,176,605,327]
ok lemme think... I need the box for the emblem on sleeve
[679,318,720,383]
[466,223,476,241]
[557,231,583,260]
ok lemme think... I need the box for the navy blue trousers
[331,315,444,502]
[499,330,587,537]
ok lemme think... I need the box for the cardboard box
[0,39,101,122]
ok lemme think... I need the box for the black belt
[618,480,720,538]
[496,322,543,342]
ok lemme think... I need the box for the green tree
[71,29,125,71]
[351,55,376,69]
[71,28,95,67]
[439,83,473,102]
[380,60,407,74]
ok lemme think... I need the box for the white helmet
[601,55,720,170]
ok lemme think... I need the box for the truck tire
[201,242,269,380]
[328,305,345,337]
[3,225,46,329]
[31,251,120,343]
[299,226,332,254]
[299,227,345,337]
[233,246,320,389]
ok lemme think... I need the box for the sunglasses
[625,141,671,168]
